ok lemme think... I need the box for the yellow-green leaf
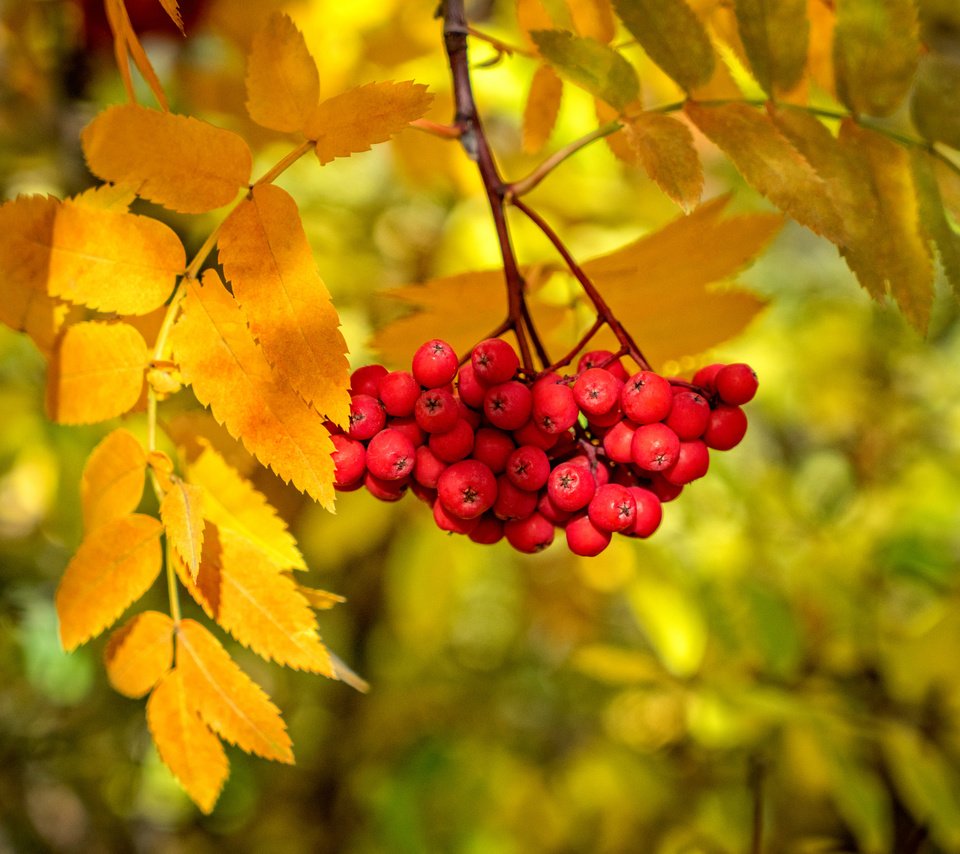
[733,0,809,95]
[303,80,434,165]
[523,64,564,153]
[160,479,205,580]
[47,321,148,425]
[81,104,252,214]
[55,514,163,651]
[176,619,294,763]
[218,183,349,427]
[912,150,960,299]
[613,0,715,92]
[80,428,147,532]
[104,610,174,698]
[245,12,320,133]
[834,0,920,117]
[622,112,703,211]
[911,55,960,149]
[169,271,336,509]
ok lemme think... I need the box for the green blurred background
[3,1,960,851]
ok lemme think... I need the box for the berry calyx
[437,459,497,519]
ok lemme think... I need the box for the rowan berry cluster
[330,338,757,556]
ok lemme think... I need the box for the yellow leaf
[147,668,228,815]
[579,196,780,366]
[81,104,252,214]
[622,112,703,211]
[517,0,555,49]
[303,80,434,165]
[218,184,350,426]
[291,580,345,610]
[523,64,564,153]
[176,619,294,763]
[157,0,184,33]
[104,610,174,698]
[104,0,169,110]
[56,513,163,651]
[685,101,845,244]
[47,321,148,425]
[568,0,616,42]
[733,0,809,95]
[80,428,147,532]
[245,12,319,133]
[72,183,138,211]
[187,442,306,571]
[170,271,336,509]
[160,479,205,580]
[176,524,334,676]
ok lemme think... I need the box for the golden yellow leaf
[169,271,336,509]
[47,321,148,425]
[291,580,345,610]
[187,442,306,571]
[104,610,174,698]
[176,619,294,763]
[579,196,780,366]
[218,184,349,426]
[245,12,320,133]
[81,104,252,214]
[104,0,169,110]
[56,513,163,651]
[568,0,616,42]
[157,0,184,33]
[806,0,836,97]
[160,478,205,580]
[523,64,563,153]
[303,80,434,165]
[622,112,703,211]
[81,428,147,532]
[733,0,809,95]
[72,183,137,211]
[147,668,228,815]
[177,524,334,676]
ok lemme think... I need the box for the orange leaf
[218,184,350,426]
[80,428,147,532]
[177,525,334,676]
[523,65,563,153]
[303,80,434,165]
[82,105,252,214]
[56,513,163,651]
[104,610,174,698]
[160,479,205,580]
[147,668,228,814]
[47,321,148,425]
[176,619,294,763]
[569,0,616,42]
[157,0,184,33]
[186,442,306,571]
[245,12,320,133]
[104,0,168,110]
[170,271,336,509]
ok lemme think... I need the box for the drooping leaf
[613,0,715,92]
[104,0,169,110]
[733,0,809,95]
[912,150,960,298]
[80,428,147,532]
[245,12,320,133]
[47,321,148,425]
[530,30,639,111]
[104,610,175,698]
[911,55,960,149]
[186,441,307,571]
[685,101,845,244]
[622,112,703,211]
[579,196,780,366]
[169,271,336,509]
[568,0,616,42]
[517,0,555,45]
[81,105,252,214]
[56,514,163,651]
[291,581,345,610]
[302,81,434,165]
[834,0,920,117]
[147,668,228,815]
[218,183,350,427]
[157,0,184,34]
[176,524,334,676]
[160,479,205,580]
[523,64,564,153]
[176,619,294,763]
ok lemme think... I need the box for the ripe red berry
[428,418,475,462]
[414,388,460,433]
[703,404,748,450]
[537,491,573,526]
[601,420,636,463]
[350,364,387,397]
[567,454,610,487]
[412,339,458,388]
[665,390,711,440]
[409,481,437,504]
[483,381,533,431]
[348,394,386,441]
[547,462,597,512]
[625,487,662,538]
[512,419,559,450]
[505,445,550,492]
[331,434,365,488]
[469,514,504,545]
[715,363,758,405]
[433,499,479,534]
[365,429,416,481]
[364,471,409,502]
[456,361,486,408]
[621,371,673,424]
[692,363,724,395]
[471,338,520,385]
[573,368,622,417]
[437,459,497,519]
[662,440,710,485]
[587,483,637,533]
[471,427,515,474]
[493,475,539,521]
[532,382,579,434]
[631,423,681,471]
[386,416,426,448]
[647,473,684,502]
[377,370,419,416]
[577,349,629,382]
[504,512,555,553]
[414,445,448,489]
[565,514,611,556]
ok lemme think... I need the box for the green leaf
[912,150,960,299]
[613,0,715,92]
[733,0,809,95]
[834,0,920,117]
[911,54,960,149]
[531,29,639,111]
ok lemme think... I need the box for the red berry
[350,364,387,397]
[532,382,579,434]
[537,491,573,526]
[601,420,636,463]
[364,471,409,502]
[365,429,416,481]
[471,338,520,385]
[665,390,711,440]
[631,423,681,471]
[586,401,624,429]
[493,475,538,521]
[505,445,550,492]
[437,459,497,519]
[504,512,555,553]
[662,440,709,485]
[703,404,748,450]
[715,363,758,405]
[625,487,662,538]
[621,371,673,424]
[348,394,386,441]
[412,339,458,388]
[456,361,486,408]
[433,499,479,534]
[567,454,610,487]
[414,388,460,434]
[409,481,436,504]
[577,350,628,382]
[647,473,684,502]
[414,445,447,488]
[547,462,597,512]
[471,427,515,474]
[331,434,365,488]
[483,381,533,431]
[377,370,419,416]
[587,483,637,533]
[512,419,559,450]
[428,418,475,462]
[573,368,622,417]
[565,514,611,556]
[469,514,504,545]
[458,400,482,431]
[387,416,426,448]
[692,363,724,395]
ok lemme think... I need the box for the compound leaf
[104,610,174,699]
[80,428,147,532]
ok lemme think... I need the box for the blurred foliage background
[3,0,960,851]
